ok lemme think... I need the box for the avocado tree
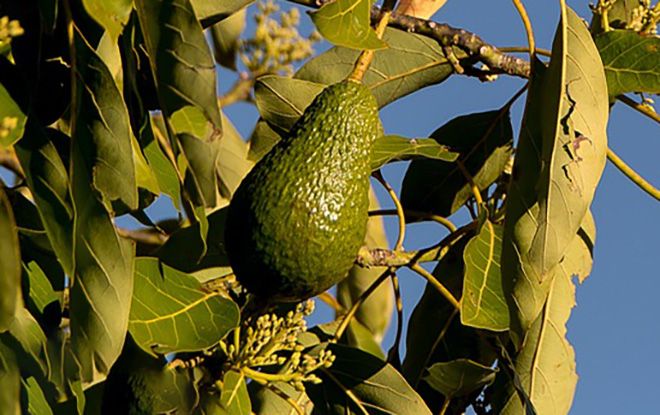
[0,0,657,413]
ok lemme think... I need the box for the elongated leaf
[296,28,458,107]
[15,122,74,275]
[371,135,458,171]
[502,6,608,338]
[423,359,496,398]
[69,104,135,380]
[23,261,59,316]
[217,113,254,203]
[129,257,239,355]
[0,83,26,147]
[190,0,254,27]
[306,343,432,415]
[311,0,385,50]
[81,0,132,40]
[337,188,391,345]
[135,0,222,213]
[401,110,514,217]
[595,30,660,97]
[5,307,50,378]
[250,381,311,415]
[22,377,53,415]
[0,186,20,331]
[248,120,282,162]
[461,220,508,331]
[496,219,594,415]
[143,118,182,208]
[254,76,325,132]
[220,370,251,415]
[210,8,247,70]
[73,29,138,210]
[0,340,19,415]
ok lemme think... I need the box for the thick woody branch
[288,0,531,78]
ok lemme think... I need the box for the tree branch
[288,0,531,78]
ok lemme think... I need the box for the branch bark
[289,0,531,78]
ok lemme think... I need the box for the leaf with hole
[129,257,239,355]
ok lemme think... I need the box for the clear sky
[220,1,660,413]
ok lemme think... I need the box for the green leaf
[595,30,660,97]
[157,208,230,272]
[247,120,282,162]
[81,0,133,40]
[296,28,458,107]
[0,83,26,147]
[310,0,385,50]
[5,307,50,378]
[0,186,20,331]
[15,122,74,276]
[210,8,247,70]
[337,188,391,345]
[178,131,221,208]
[23,261,59,315]
[460,220,508,331]
[135,0,222,130]
[129,257,239,355]
[0,340,19,415]
[22,377,54,415]
[69,102,136,380]
[401,110,514,217]
[502,6,608,338]
[495,220,594,414]
[250,381,311,415]
[306,343,432,415]
[219,370,251,415]
[190,0,254,27]
[217,113,254,203]
[254,76,325,132]
[371,135,458,171]
[423,359,496,398]
[145,116,182,209]
[73,29,138,210]
[589,0,640,34]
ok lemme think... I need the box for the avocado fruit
[225,80,381,302]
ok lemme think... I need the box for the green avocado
[225,80,381,302]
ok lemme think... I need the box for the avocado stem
[347,9,392,83]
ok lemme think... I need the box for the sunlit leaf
[0,83,26,148]
[22,377,53,415]
[210,8,247,70]
[310,0,386,50]
[250,381,311,415]
[424,359,496,398]
[219,370,251,414]
[5,307,50,378]
[190,0,254,27]
[248,120,282,162]
[73,28,138,210]
[15,122,74,275]
[69,89,136,380]
[81,0,133,40]
[401,110,513,217]
[595,30,660,97]
[306,343,432,415]
[461,220,508,331]
[217,113,254,203]
[371,135,458,171]
[502,6,608,338]
[0,186,20,331]
[254,76,325,132]
[296,28,458,107]
[495,217,594,414]
[129,257,239,355]
[23,261,58,316]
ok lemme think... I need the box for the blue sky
[220,1,660,413]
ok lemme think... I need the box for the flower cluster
[240,1,321,76]
[220,300,335,391]
[0,16,23,48]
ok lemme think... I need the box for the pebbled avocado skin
[225,81,381,302]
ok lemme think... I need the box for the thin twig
[616,94,660,125]
[334,270,391,340]
[607,147,660,201]
[369,208,456,233]
[318,292,344,313]
[498,46,552,58]
[408,263,460,310]
[510,0,536,63]
[289,0,531,78]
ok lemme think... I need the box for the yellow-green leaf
[371,135,458,171]
[0,186,20,331]
[310,0,386,50]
